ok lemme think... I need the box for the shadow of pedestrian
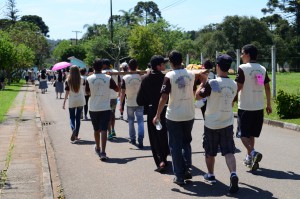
[106,155,153,164]
[171,180,231,198]
[238,182,276,199]
[72,140,95,145]
[250,168,300,180]
[108,137,130,143]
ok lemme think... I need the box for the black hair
[58,70,63,82]
[217,55,232,72]
[41,69,46,79]
[203,60,213,69]
[242,44,258,60]
[168,50,182,66]
[102,59,111,66]
[80,68,87,75]
[93,58,104,72]
[128,59,138,71]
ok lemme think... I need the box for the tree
[82,24,108,40]
[20,15,49,37]
[128,25,163,68]
[133,1,161,26]
[262,0,300,34]
[118,8,139,26]
[60,45,86,62]
[7,21,50,68]
[4,0,19,22]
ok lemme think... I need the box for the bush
[276,90,300,119]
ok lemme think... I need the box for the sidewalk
[0,84,53,199]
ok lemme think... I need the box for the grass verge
[0,80,25,123]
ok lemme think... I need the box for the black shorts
[238,109,263,138]
[203,125,236,157]
[89,110,111,132]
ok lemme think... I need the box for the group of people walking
[59,44,272,194]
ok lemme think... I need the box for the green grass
[0,80,25,123]
[230,72,300,125]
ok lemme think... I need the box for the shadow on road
[251,168,300,180]
[106,155,153,164]
[238,183,276,199]
[73,140,95,145]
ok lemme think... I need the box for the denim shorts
[203,125,236,157]
[238,109,263,138]
[89,110,111,131]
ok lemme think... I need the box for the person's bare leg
[101,130,107,153]
[225,153,236,173]
[241,137,254,155]
[94,130,101,149]
[205,155,215,174]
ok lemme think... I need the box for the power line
[161,0,187,11]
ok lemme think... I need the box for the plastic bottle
[155,120,162,130]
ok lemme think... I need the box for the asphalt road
[37,83,300,199]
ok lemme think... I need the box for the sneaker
[252,151,263,164]
[119,115,123,120]
[251,162,260,171]
[100,152,108,161]
[84,115,88,120]
[243,157,252,168]
[184,168,192,180]
[111,130,116,137]
[108,133,113,140]
[229,174,239,193]
[94,145,100,156]
[173,177,186,185]
[203,173,216,184]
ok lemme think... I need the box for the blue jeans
[166,119,194,179]
[69,106,83,136]
[127,106,144,143]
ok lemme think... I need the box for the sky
[0,0,270,40]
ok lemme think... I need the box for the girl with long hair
[63,66,86,142]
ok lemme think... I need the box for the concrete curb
[33,86,54,199]
[234,113,300,132]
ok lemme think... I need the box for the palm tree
[119,8,139,26]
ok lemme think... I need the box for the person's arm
[63,90,69,109]
[119,78,126,113]
[195,73,208,100]
[152,93,168,125]
[264,83,272,115]
[119,89,126,113]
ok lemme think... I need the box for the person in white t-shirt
[63,66,86,143]
[119,59,144,149]
[102,59,121,140]
[235,44,272,172]
[196,54,239,193]
[85,59,119,161]
[153,50,196,185]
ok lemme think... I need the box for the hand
[266,105,272,115]
[119,104,123,112]
[152,115,160,126]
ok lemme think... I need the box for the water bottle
[155,120,162,131]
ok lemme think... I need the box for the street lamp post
[72,31,82,45]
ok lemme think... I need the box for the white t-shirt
[67,78,86,108]
[87,73,112,111]
[204,77,237,129]
[102,69,119,99]
[162,69,195,121]
[237,63,267,110]
[122,74,142,107]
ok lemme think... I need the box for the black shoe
[129,140,136,145]
[137,143,144,149]
[203,173,216,184]
[173,177,186,185]
[251,162,259,171]
[229,174,239,193]
[184,168,192,180]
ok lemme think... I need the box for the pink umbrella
[52,62,71,71]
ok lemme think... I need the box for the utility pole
[110,0,113,44]
[72,31,81,45]
[271,46,276,98]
